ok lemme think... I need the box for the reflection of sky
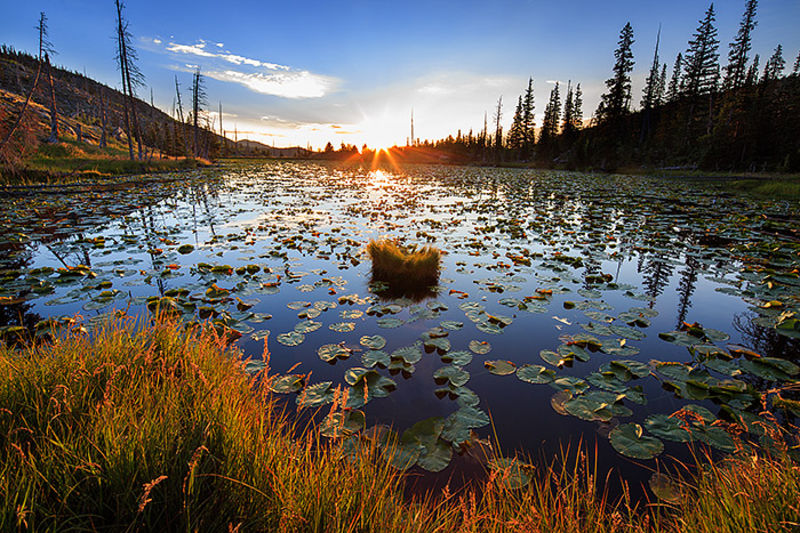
[3,2,800,148]
[3,161,797,492]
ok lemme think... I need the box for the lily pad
[609,423,664,459]
[484,360,517,376]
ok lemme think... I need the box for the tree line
[425,0,799,172]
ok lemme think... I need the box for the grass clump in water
[367,239,441,292]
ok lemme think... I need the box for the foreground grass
[1,318,798,531]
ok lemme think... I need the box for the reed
[367,239,441,290]
[0,317,797,531]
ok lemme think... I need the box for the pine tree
[657,64,668,104]
[596,22,635,123]
[507,96,523,154]
[540,82,561,147]
[762,44,785,81]
[723,0,758,90]
[682,4,720,100]
[641,27,662,110]
[794,51,800,75]
[521,77,535,158]
[562,81,574,137]
[668,53,683,102]
[745,54,760,85]
[572,84,583,130]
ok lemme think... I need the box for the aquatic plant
[367,239,441,292]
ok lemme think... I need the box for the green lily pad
[441,350,473,366]
[609,423,664,459]
[469,340,492,354]
[270,374,305,393]
[484,360,517,375]
[362,350,390,368]
[296,381,336,408]
[276,331,305,346]
[294,320,322,334]
[433,366,470,387]
[516,364,556,384]
[320,410,366,438]
[329,322,355,332]
[360,335,387,350]
[391,344,423,364]
[318,344,352,362]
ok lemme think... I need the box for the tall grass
[0,317,798,531]
[367,239,441,291]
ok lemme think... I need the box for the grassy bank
[1,140,209,185]
[0,317,797,531]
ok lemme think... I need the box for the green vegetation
[368,239,441,290]
[0,139,207,185]
[729,178,800,199]
[1,318,798,531]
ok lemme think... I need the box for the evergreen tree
[668,52,683,102]
[682,4,720,100]
[762,44,785,81]
[562,81,574,137]
[507,96,524,154]
[540,82,561,149]
[596,22,635,123]
[794,51,800,75]
[521,77,535,158]
[723,0,757,90]
[745,54,760,85]
[641,27,662,110]
[657,64,668,104]
[572,84,583,130]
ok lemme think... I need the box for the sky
[2,1,799,149]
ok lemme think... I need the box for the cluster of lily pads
[1,161,799,475]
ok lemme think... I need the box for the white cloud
[153,38,162,45]
[165,42,290,71]
[160,40,334,98]
[418,84,453,95]
[207,69,336,99]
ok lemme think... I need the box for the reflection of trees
[733,312,800,362]
[640,254,675,308]
[0,243,42,331]
[675,255,699,328]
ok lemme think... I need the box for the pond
[1,160,799,490]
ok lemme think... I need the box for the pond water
[1,160,799,492]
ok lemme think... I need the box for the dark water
[1,161,798,496]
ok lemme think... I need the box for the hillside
[0,45,228,180]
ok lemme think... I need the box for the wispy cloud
[156,39,338,99]
[207,69,335,99]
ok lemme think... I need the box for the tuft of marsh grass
[1,316,798,531]
[367,239,441,291]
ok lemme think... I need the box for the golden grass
[0,316,798,531]
[367,239,441,290]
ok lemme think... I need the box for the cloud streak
[159,39,338,99]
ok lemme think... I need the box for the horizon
[2,1,799,150]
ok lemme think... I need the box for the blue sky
[2,1,799,148]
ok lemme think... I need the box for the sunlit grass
[367,239,441,290]
[1,317,798,531]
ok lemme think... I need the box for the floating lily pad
[484,360,517,376]
[469,340,492,354]
[359,334,387,350]
[609,423,663,459]
[434,366,470,387]
[516,364,556,384]
[318,344,352,362]
[276,331,305,346]
[270,374,305,393]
